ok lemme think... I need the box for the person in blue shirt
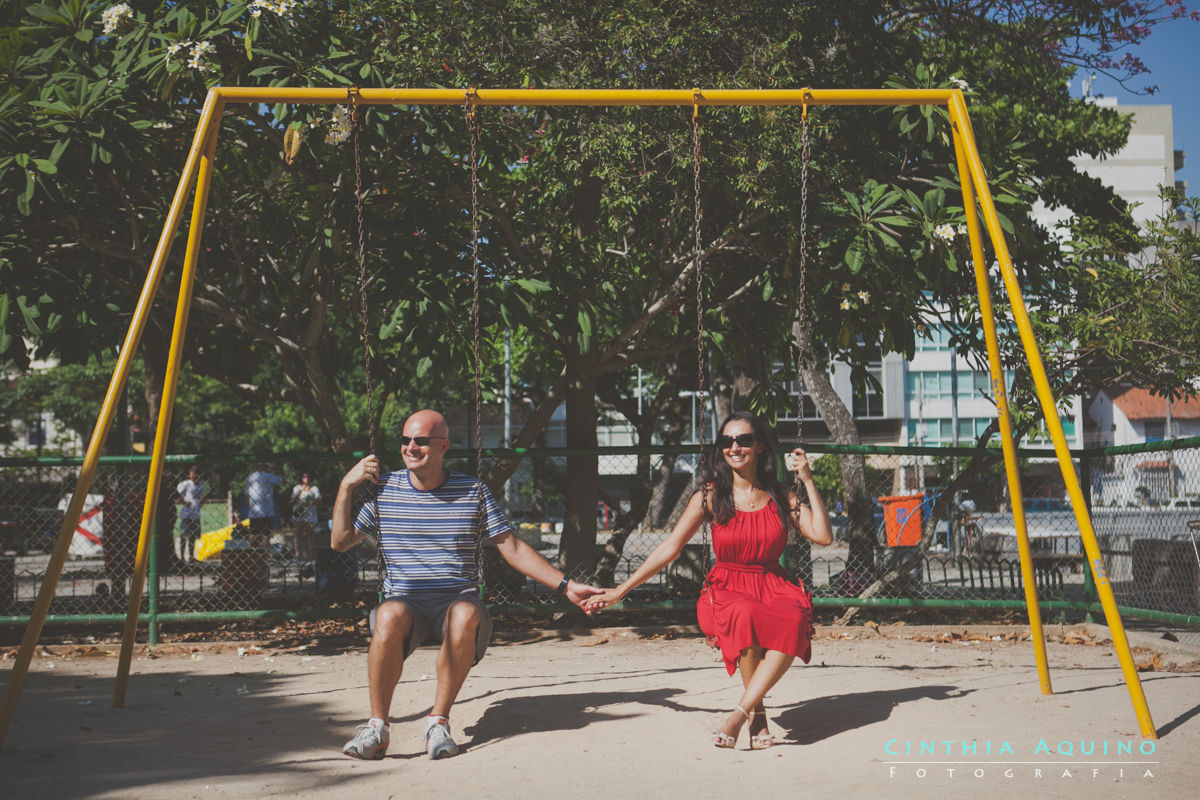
[241,463,283,548]
[332,409,602,761]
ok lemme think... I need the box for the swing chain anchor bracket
[692,87,702,122]
[801,87,811,123]
[464,86,480,119]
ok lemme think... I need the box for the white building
[0,357,84,457]
[1088,387,1200,449]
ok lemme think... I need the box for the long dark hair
[704,411,792,534]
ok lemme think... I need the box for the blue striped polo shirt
[354,469,509,596]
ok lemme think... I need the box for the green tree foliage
[2,1,1197,572]
[1043,188,1200,399]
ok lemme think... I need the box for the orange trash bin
[878,493,924,547]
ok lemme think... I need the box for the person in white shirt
[291,471,322,560]
[176,465,207,563]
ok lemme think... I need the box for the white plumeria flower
[840,299,850,311]
[950,77,970,92]
[100,3,134,36]
[192,40,216,57]
[857,290,870,303]
[167,42,188,59]
[324,105,353,144]
[934,223,956,243]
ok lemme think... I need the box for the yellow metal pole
[212,86,956,108]
[112,111,223,708]
[0,89,225,748]
[950,101,1052,694]
[950,92,1156,738]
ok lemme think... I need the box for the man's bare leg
[368,600,415,720]
[431,600,483,717]
[425,600,482,759]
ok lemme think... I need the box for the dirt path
[3,623,1198,799]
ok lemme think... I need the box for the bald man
[333,410,602,760]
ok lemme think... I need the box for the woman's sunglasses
[399,435,446,447]
[717,433,757,449]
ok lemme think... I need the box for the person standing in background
[176,465,207,563]
[291,471,321,561]
[242,463,283,548]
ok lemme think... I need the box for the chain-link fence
[2,440,1199,627]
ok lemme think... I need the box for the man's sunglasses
[717,433,757,449]
[399,435,446,447]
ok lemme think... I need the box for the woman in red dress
[587,411,833,749]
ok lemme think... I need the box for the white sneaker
[425,717,459,759]
[344,720,389,760]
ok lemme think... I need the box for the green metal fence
[2,438,1199,639]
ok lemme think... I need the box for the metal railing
[2,439,1199,638]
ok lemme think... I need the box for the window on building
[1027,415,1078,443]
[907,417,994,445]
[852,347,884,418]
[26,418,46,447]
[1144,421,1165,443]
[970,371,991,399]
[779,379,820,420]
[915,324,952,351]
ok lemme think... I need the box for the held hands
[784,448,814,482]
[564,580,606,614]
[583,587,626,614]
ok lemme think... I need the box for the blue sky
[1073,15,1200,195]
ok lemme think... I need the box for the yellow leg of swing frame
[0,90,225,748]
[950,93,1156,738]
[950,110,1052,695]
[112,108,223,708]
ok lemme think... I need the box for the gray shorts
[370,589,492,664]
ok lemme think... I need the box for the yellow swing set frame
[0,86,1157,746]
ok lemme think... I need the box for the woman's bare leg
[717,647,793,741]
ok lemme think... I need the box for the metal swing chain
[351,91,377,458]
[693,97,706,492]
[794,104,812,503]
[691,96,716,589]
[465,93,489,591]
[349,89,386,595]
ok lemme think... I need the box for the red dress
[695,501,814,675]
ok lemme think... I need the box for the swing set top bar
[213,86,958,107]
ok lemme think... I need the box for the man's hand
[564,580,605,614]
[343,455,380,488]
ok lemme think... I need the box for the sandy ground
[2,621,1198,800]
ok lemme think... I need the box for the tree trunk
[792,317,877,591]
[559,309,599,578]
[141,325,168,453]
[710,351,734,424]
[594,426,654,587]
[731,367,758,413]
